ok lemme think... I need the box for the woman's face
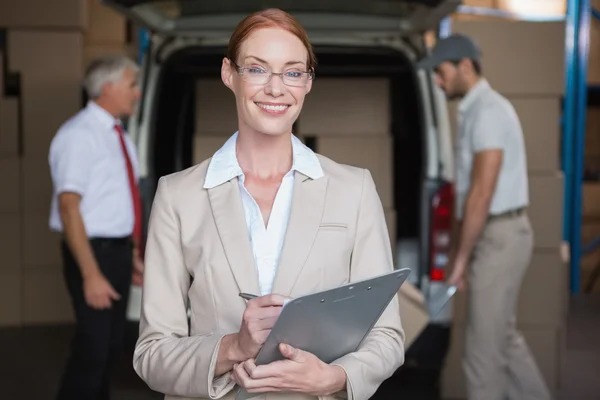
[222,27,312,137]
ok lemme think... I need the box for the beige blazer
[133,154,405,400]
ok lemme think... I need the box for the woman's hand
[216,294,289,376]
[234,294,289,360]
[232,343,347,396]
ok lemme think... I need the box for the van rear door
[101,0,460,35]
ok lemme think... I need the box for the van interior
[148,43,426,244]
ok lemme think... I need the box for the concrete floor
[0,295,598,400]
[556,294,600,400]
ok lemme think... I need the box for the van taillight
[429,182,454,282]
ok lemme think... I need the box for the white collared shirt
[48,101,140,238]
[204,132,324,295]
[455,79,529,220]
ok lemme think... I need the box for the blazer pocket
[319,222,348,231]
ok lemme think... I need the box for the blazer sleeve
[330,169,406,400]
[133,176,235,399]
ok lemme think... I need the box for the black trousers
[56,237,133,400]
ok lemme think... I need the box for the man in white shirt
[49,55,144,400]
[418,35,550,400]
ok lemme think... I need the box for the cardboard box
[21,214,63,271]
[8,31,84,156]
[85,0,127,44]
[193,135,229,165]
[397,281,429,349]
[451,248,568,327]
[448,96,562,173]
[451,20,565,96]
[0,213,21,274]
[0,0,87,29]
[580,217,600,292]
[451,0,501,22]
[83,43,136,68]
[589,8,600,84]
[511,97,561,173]
[461,0,495,7]
[196,79,239,135]
[21,269,74,325]
[316,135,394,209]
[0,97,19,156]
[0,53,20,156]
[21,156,53,215]
[583,183,600,218]
[442,324,562,399]
[452,13,506,22]
[0,272,21,327]
[300,78,390,136]
[585,108,600,159]
[581,217,600,244]
[0,157,20,213]
[519,249,569,326]
[580,249,600,292]
[528,172,564,249]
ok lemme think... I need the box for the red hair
[227,8,317,71]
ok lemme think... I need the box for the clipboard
[428,284,457,318]
[236,268,411,400]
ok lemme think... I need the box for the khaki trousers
[463,213,551,400]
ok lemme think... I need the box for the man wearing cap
[418,34,550,400]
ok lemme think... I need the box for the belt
[488,207,526,221]
[62,235,133,247]
[89,236,133,246]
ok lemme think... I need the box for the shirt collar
[86,101,122,130]
[458,78,490,114]
[203,131,324,189]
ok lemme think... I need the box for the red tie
[114,124,143,254]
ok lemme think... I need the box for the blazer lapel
[207,179,261,296]
[271,171,328,296]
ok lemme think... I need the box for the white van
[105,0,459,376]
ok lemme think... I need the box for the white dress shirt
[454,79,529,220]
[48,101,140,238]
[203,132,324,295]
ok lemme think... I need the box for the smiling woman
[133,7,405,400]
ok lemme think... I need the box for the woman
[133,8,405,400]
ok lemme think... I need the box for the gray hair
[83,55,140,99]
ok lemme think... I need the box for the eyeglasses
[230,59,315,87]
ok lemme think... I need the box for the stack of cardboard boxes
[0,48,22,326]
[456,0,566,19]
[193,78,239,163]
[440,20,569,399]
[0,0,132,327]
[192,77,397,250]
[297,78,396,249]
[84,0,135,67]
[582,0,600,292]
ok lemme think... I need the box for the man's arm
[452,149,503,273]
[59,192,100,279]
